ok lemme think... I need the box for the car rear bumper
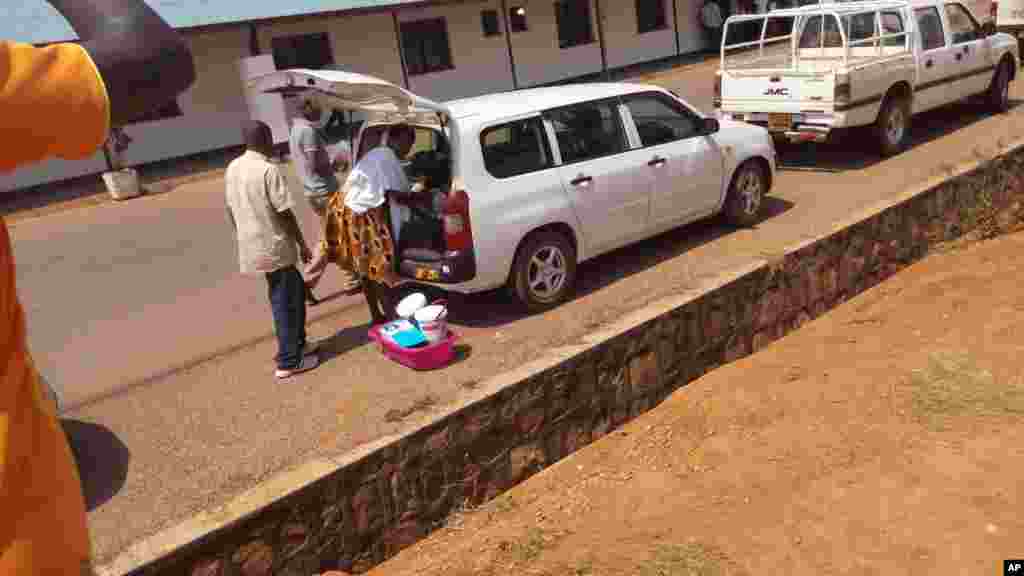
[398,248,476,284]
[719,109,844,143]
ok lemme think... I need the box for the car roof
[442,82,666,121]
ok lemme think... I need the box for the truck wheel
[511,230,577,313]
[874,96,911,157]
[723,160,767,228]
[987,60,1011,114]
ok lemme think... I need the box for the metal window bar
[721,7,910,69]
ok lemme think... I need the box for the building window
[482,9,502,36]
[636,0,668,33]
[509,6,528,32]
[401,18,454,76]
[270,32,334,70]
[555,0,595,49]
[131,98,183,124]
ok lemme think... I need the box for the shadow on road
[318,323,373,363]
[445,196,795,329]
[62,419,130,512]
[778,99,1023,173]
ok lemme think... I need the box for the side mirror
[982,21,997,36]
[699,117,721,135]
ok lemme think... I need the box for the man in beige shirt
[226,120,319,379]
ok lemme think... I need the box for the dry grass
[909,350,1024,430]
[638,543,732,576]
[498,527,549,563]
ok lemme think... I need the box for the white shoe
[275,353,319,379]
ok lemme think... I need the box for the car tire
[987,59,1011,114]
[722,160,767,228]
[875,95,911,157]
[511,230,577,314]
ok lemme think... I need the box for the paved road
[11,58,1024,564]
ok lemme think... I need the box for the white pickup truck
[714,0,1018,156]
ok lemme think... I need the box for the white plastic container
[395,292,427,319]
[413,301,448,344]
[102,168,142,200]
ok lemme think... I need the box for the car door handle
[648,156,667,167]
[570,174,593,187]
[925,59,934,68]
[955,53,963,61]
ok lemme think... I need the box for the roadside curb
[96,138,1024,576]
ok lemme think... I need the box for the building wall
[256,13,405,87]
[0,154,107,194]
[507,0,604,87]
[121,28,253,167]
[398,0,515,102]
[600,0,678,70]
[676,0,709,54]
[0,27,252,192]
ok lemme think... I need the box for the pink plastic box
[368,324,458,370]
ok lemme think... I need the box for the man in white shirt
[226,121,319,379]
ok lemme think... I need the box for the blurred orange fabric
[1,41,110,575]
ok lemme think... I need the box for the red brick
[461,407,495,444]
[812,300,827,318]
[629,352,658,396]
[425,427,450,455]
[461,462,483,502]
[756,290,783,330]
[352,484,382,536]
[705,307,725,341]
[382,520,424,558]
[233,542,273,576]
[805,267,823,306]
[191,559,223,576]
[516,405,545,437]
[786,275,808,313]
[724,335,749,362]
[282,523,308,550]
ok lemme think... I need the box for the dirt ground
[368,231,1024,576]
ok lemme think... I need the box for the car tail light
[713,74,722,108]
[442,189,472,252]
[834,73,851,106]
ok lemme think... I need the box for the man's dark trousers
[266,266,307,370]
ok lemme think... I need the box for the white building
[1,0,715,193]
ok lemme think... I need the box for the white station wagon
[251,70,777,311]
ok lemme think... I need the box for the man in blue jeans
[226,121,320,379]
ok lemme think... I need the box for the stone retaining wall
[103,142,1024,576]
